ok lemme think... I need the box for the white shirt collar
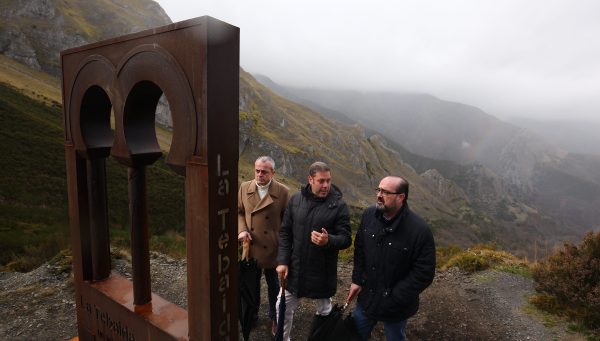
[256,179,272,199]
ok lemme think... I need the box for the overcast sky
[156,0,600,122]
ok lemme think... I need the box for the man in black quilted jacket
[276,161,352,341]
[347,176,436,341]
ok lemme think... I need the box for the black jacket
[352,204,435,321]
[277,184,352,298]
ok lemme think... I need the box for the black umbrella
[239,242,261,341]
[307,303,361,341]
[274,280,286,341]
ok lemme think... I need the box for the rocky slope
[258,81,560,191]
[237,70,584,256]
[0,0,171,77]
[237,69,493,248]
[1,0,593,262]
[254,76,600,249]
[0,252,584,340]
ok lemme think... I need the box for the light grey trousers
[275,289,332,341]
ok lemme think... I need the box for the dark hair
[395,176,409,201]
[309,161,330,177]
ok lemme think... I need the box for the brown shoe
[271,320,277,336]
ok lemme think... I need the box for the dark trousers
[353,303,407,341]
[254,268,280,321]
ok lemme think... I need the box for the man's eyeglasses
[375,188,401,196]
[255,169,271,174]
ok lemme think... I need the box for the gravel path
[409,267,583,341]
[0,253,586,340]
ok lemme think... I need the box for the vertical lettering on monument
[63,17,238,340]
[216,154,231,339]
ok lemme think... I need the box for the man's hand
[311,228,329,246]
[276,265,288,282]
[238,231,252,242]
[346,283,362,305]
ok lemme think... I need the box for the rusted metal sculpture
[61,17,239,340]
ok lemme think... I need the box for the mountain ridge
[238,70,585,256]
[255,77,600,238]
[1,0,595,265]
[0,0,171,77]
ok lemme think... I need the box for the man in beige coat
[238,156,290,335]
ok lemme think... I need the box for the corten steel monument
[61,17,239,340]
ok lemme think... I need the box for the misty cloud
[157,0,600,123]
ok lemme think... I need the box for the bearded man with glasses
[238,156,290,335]
[346,176,436,341]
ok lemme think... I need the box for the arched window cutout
[80,85,113,156]
[123,80,162,161]
[155,93,174,152]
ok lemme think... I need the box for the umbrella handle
[280,278,286,291]
[241,240,251,260]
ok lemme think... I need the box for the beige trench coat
[238,179,289,269]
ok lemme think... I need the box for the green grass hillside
[0,82,68,270]
[0,82,185,271]
[0,55,61,106]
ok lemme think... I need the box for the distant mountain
[0,0,595,266]
[255,79,600,239]
[258,84,557,189]
[253,74,357,126]
[0,0,171,77]
[239,70,593,257]
[508,117,600,156]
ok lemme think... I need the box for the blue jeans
[353,303,407,341]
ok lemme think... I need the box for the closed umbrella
[274,280,286,341]
[239,241,261,341]
[307,303,361,341]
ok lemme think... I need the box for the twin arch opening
[62,17,239,339]
[70,46,197,173]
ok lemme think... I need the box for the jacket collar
[375,203,409,230]
[246,179,282,199]
[300,183,343,202]
[247,179,282,213]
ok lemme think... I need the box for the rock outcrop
[0,0,171,77]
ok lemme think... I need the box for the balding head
[386,176,409,201]
[376,176,409,219]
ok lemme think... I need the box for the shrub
[150,230,186,259]
[338,233,356,262]
[531,231,600,331]
[48,248,73,274]
[445,251,490,272]
[436,245,462,269]
[338,209,361,263]
[442,243,527,273]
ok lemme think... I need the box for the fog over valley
[157,0,600,128]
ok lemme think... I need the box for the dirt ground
[247,262,584,341]
[0,252,586,340]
